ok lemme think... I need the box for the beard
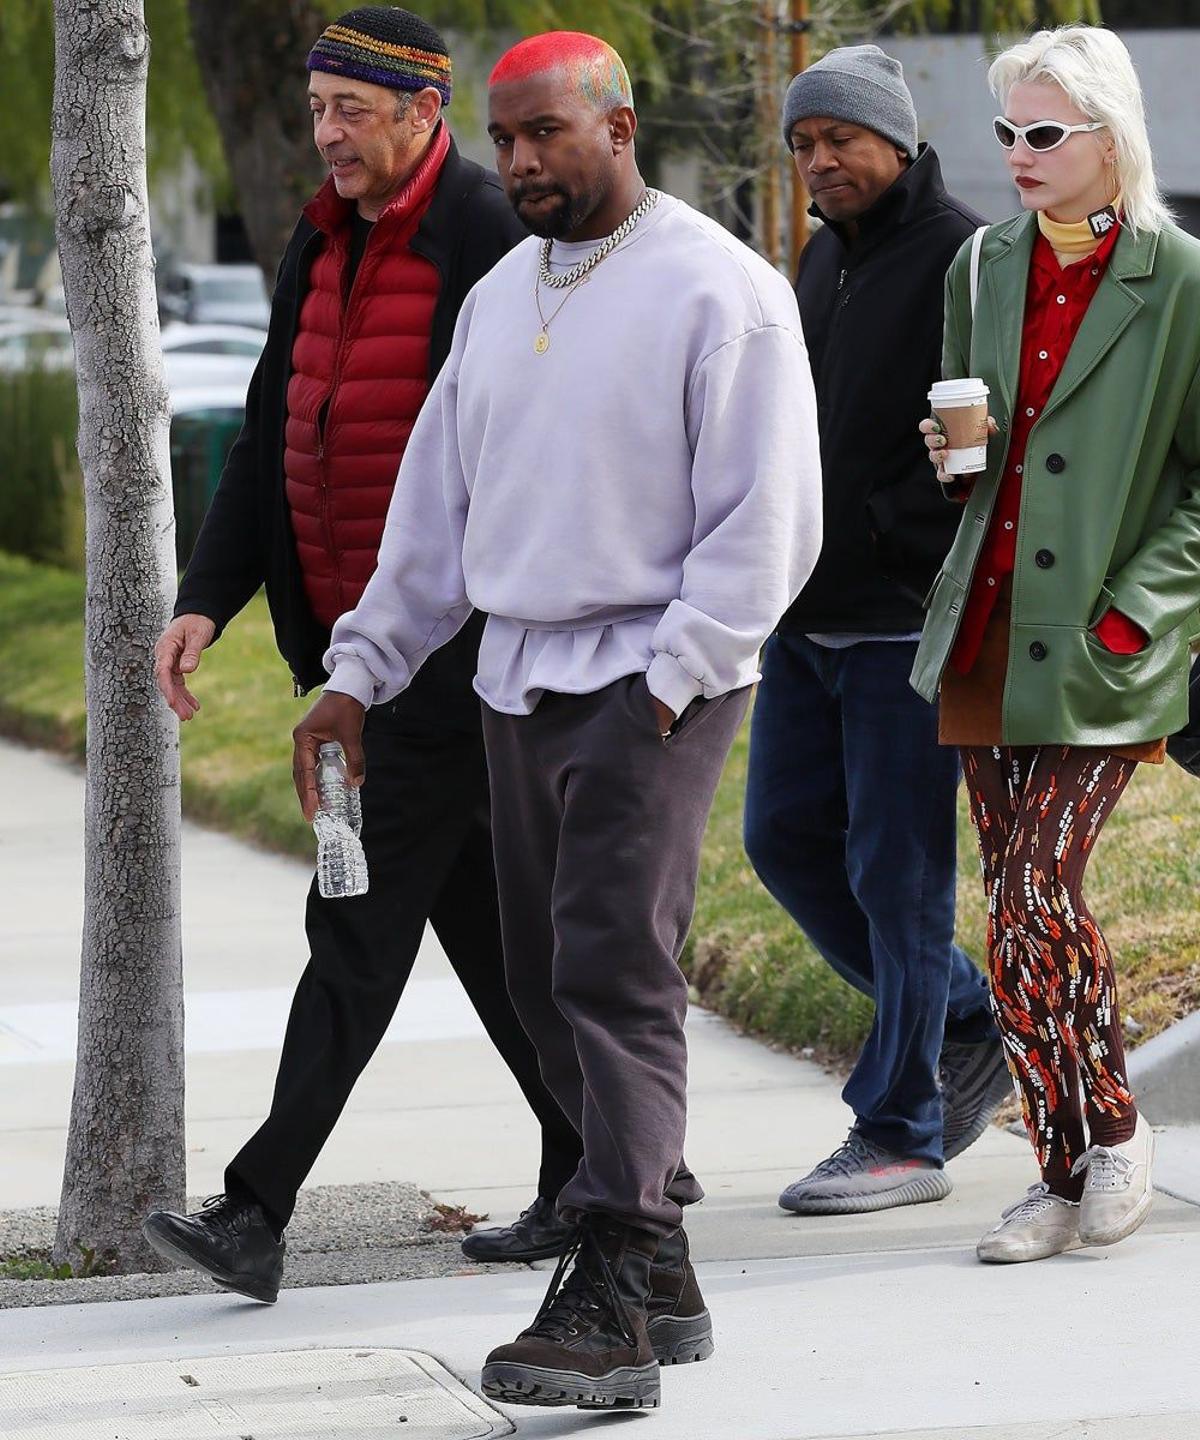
[510,181,599,240]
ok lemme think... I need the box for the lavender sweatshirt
[324,194,822,717]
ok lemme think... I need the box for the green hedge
[0,366,83,570]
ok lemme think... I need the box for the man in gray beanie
[744,45,1011,1217]
[782,43,918,171]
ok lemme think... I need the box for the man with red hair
[293,30,822,1411]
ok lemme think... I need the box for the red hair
[488,31,633,110]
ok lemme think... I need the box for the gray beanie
[782,44,918,158]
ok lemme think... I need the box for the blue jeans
[743,633,995,1162]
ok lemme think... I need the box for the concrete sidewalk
[4,1235,1200,1438]
[3,738,1199,1436]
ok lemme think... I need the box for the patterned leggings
[961,746,1138,1199]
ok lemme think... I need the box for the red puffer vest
[285,124,449,629]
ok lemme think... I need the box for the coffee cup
[928,378,990,474]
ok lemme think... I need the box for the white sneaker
[1073,1112,1155,1247]
[976,1183,1080,1264]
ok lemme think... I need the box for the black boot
[460,1194,573,1263]
[646,1225,714,1364]
[481,1216,661,1409]
[142,1194,284,1303]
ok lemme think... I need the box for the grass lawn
[4,550,1198,1068]
[0,552,310,857]
[690,719,1200,1065]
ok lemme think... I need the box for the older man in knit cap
[142,6,583,1300]
[744,44,1011,1216]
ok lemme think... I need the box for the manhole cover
[0,1347,513,1439]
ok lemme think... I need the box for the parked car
[160,322,266,359]
[158,263,270,329]
[0,315,264,391]
[0,315,73,371]
[162,323,261,395]
[0,303,55,326]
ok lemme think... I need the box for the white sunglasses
[993,116,1106,153]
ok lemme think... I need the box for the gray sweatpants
[482,671,750,1236]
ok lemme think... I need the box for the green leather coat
[911,210,1200,746]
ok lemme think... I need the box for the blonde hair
[988,26,1171,237]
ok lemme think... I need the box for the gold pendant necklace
[532,272,588,356]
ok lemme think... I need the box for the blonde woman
[916,26,1200,1263]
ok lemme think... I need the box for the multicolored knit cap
[307,7,452,106]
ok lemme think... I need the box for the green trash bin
[170,392,245,566]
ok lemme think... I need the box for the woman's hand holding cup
[922,378,1000,485]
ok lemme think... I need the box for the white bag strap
[968,224,988,318]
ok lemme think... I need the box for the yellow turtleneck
[1037,194,1123,268]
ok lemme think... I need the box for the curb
[1129,1010,1200,1126]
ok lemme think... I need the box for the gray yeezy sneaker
[778,1130,952,1215]
[940,1035,1014,1162]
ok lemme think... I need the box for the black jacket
[1167,654,1200,777]
[174,137,526,720]
[781,145,983,635]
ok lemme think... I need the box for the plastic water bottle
[314,742,369,899]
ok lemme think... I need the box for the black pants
[226,693,582,1230]
[483,673,750,1237]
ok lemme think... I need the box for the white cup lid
[929,378,989,404]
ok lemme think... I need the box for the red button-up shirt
[950,222,1125,674]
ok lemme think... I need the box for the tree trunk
[187,0,327,277]
[51,0,185,1274]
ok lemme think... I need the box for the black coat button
[1046,453,1066,473]
[1035,549,1055,569]
[1029,641,1048,661]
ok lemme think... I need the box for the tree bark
[51,0,185,1274]
[187,0,327,277]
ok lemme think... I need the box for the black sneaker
[940,1035,1014,1161]
[480,1217,661,1410]
[460,1195,573,1263]
[646,1225,713,1365]
[779,1131,952,1215]
[142,1194,284,1303]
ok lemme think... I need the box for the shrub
[0,365,83,569]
